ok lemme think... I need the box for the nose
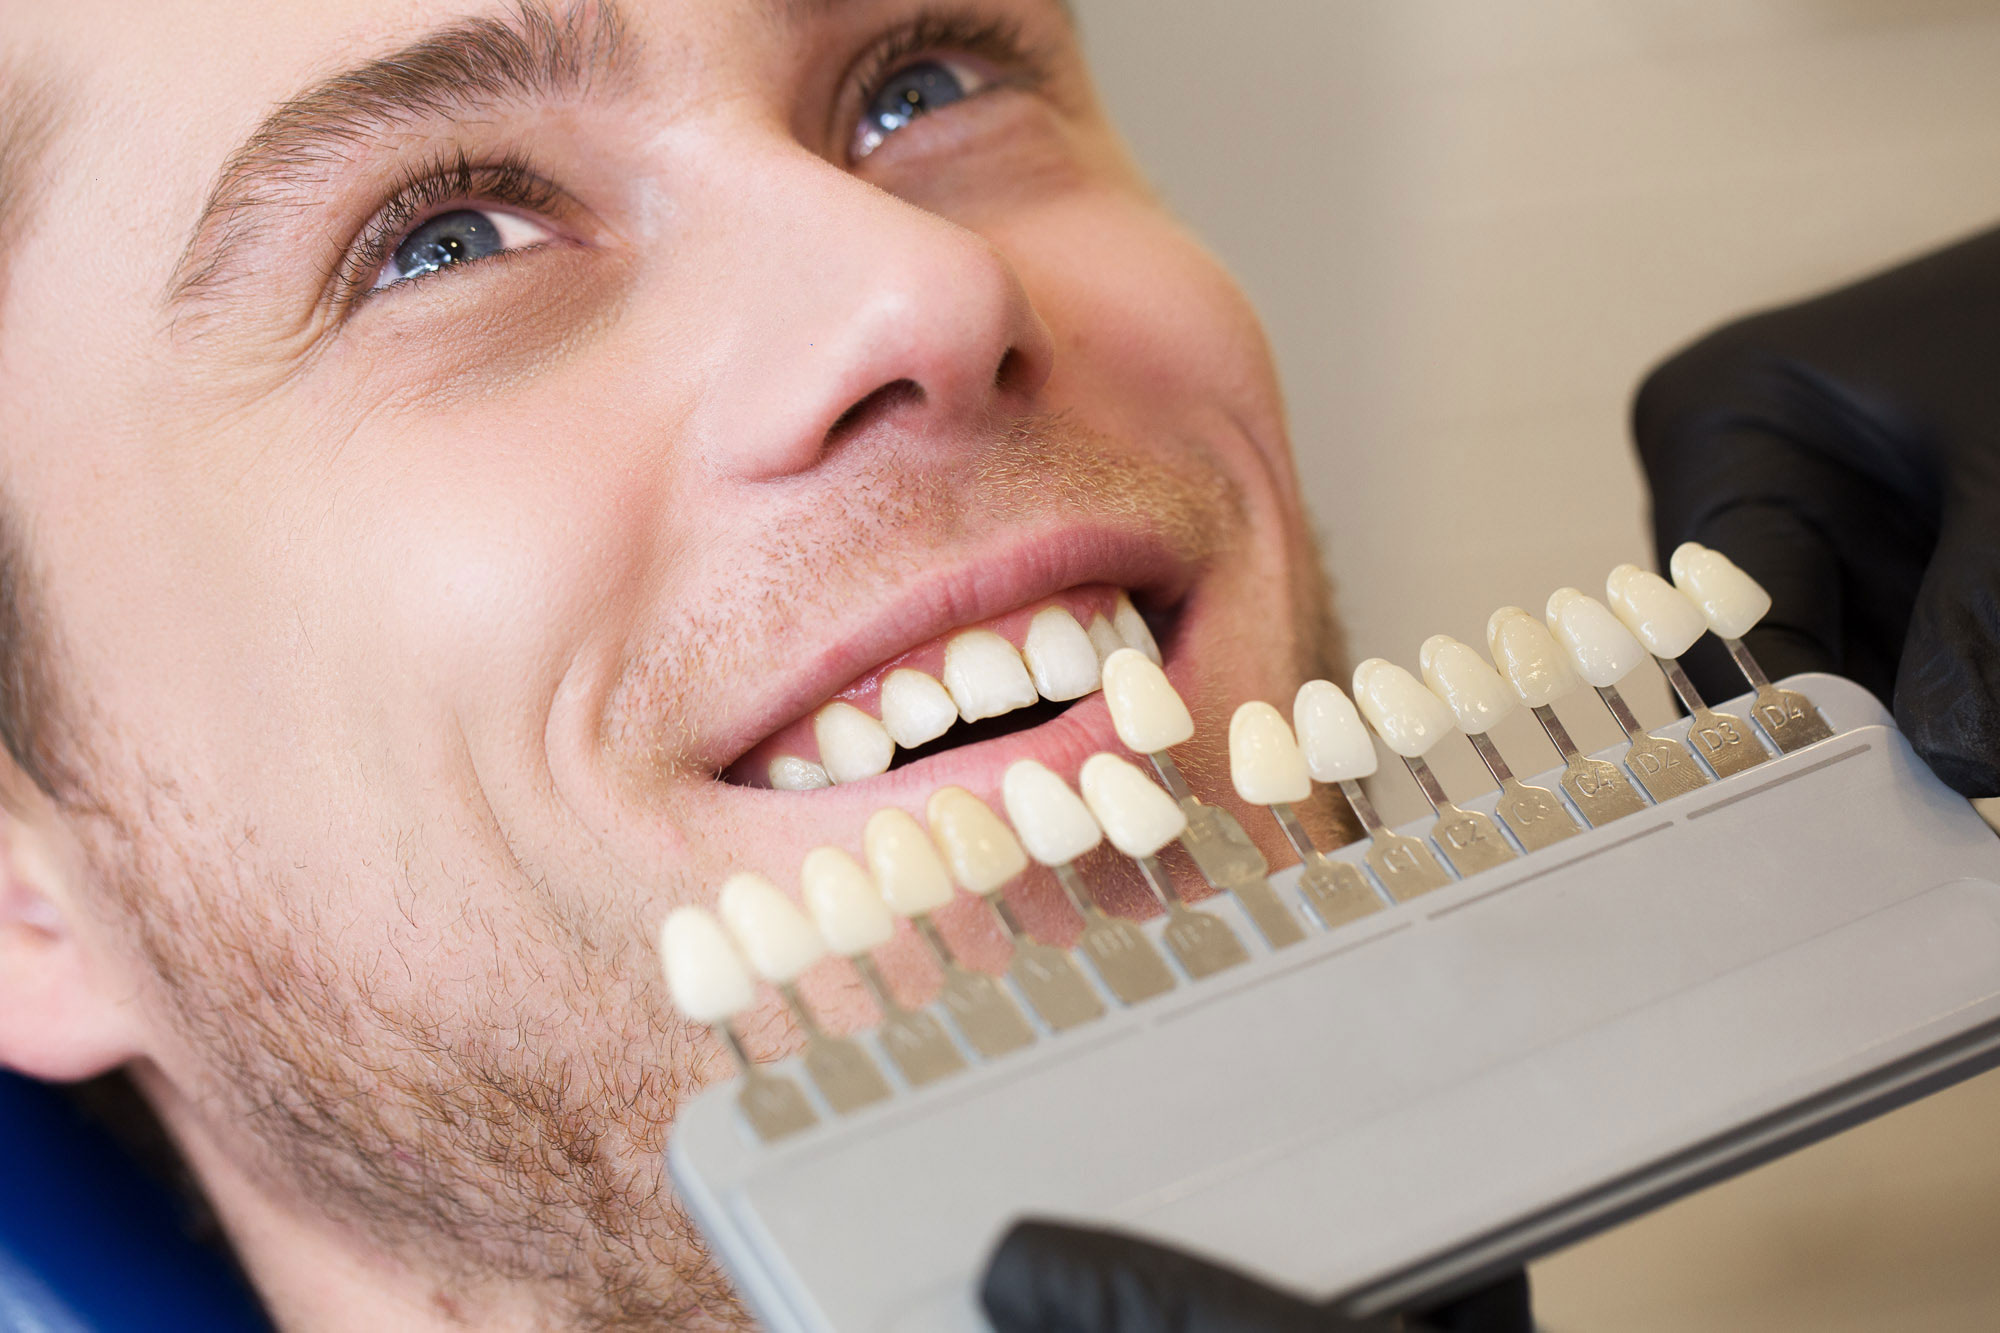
[679,144,1057,483]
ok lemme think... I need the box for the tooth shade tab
[800,847,895,955]
[659,906,756,1025]
[1606,564,1708,658]
[717,872,826,984]
[878,669,957,749]
[1078,752,1188,858]
[767,755,832,791]
[1101,648,1194,753]
[1085,614,1125,663]
[813,702,894,784]
[1487,606,1579,707]
[1292,679,1378,781]
[1228,701,1312,806]
[1001,760,1104,866]
[1544,588,1647,688]
[1669,542,1773,639]
[926,786,1029,893]
[1351,659,1457,758]
[1113,592,1162,665]
[864,808,956,916]
[942,629,1038,723]
[1022,607,1102,701]
[1419,635,1517,734]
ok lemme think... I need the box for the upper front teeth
[1112,592,1161,665]
[944,630,1039,722]
[775,596,1161,787]
[814,702,895,784]
[1022,607,1101,701]
[879,669,958,748]
[1085,614,1125,662]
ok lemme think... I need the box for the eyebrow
[0,59,69,318]
[167,0,633,308]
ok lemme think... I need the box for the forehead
[5,0,862,282]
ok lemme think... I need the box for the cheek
[1007,190,1290,467]
[342,411,670,718]
[239,359,699,796]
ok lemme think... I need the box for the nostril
[826,378,924,449]
[993,347,1030,396]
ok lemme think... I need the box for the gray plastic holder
[669,674,2000,1331]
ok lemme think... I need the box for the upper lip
[703,521,1196,774]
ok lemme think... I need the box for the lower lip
[847,688,1121,806]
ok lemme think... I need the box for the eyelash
[335,149,564,306]
[846,10,1053,160]
[335,10,1052,306]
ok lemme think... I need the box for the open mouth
[721,585,1172,790]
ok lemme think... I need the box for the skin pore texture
[0,0,1346,1329]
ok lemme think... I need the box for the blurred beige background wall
[1073,2,2000,1328]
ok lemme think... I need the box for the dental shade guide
[1420,635,1581,852]
[1607,564,1768,779]
[717,873,893,1115]
[1002,760,1178,1005]
[1546,589,1712,802]
[1079,752,1250,979]
[865,809,1036,1060]
[1229,702,1384,930]
[1488,606,1649,827]
[1294,678,1450,899]
[658,907,818,1143]
[1353,659,1517,877]
[1671,542,1837,753]
[1101,649,1306,949]
[927,787,1106,1033]
[800,847,966,1088]
[664,556,2000,1333]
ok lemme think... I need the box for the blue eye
[373,207,552,290]
[852,58,989,160]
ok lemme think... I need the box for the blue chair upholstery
[0,1070,269,1331]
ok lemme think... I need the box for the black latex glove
[980,1220,1532,1333]
[1635,224,2000,798]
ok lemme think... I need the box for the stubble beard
[59,418,1346,1331]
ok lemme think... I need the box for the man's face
[0,0,1333,1325]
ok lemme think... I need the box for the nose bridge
[689,141,1055,483]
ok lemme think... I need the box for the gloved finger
[1893,513,2000,798]
[980,1219,1382,1333]
[1638,362,1935,708]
